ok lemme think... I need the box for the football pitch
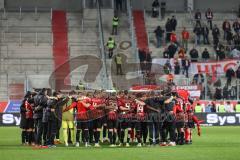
[0,126,240,160]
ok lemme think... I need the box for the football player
[117,91,135,147]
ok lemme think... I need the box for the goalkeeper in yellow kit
[62,94,76,147]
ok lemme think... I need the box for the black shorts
[119,119,132,129]
[135,121,141,130]
[176,121,185,128]
[26,118,34,129]
[77,121,88,130]
[20,115,27,129]
[107,119,118,129]
[135,121,147,130]
[93,118,103,129]
[56,119,62,129]
[187,122,195,128]
[102,115,107,125]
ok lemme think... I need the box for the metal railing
[96,0,109,89]
[127,0,138,62]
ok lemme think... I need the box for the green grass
[0,126,240,160]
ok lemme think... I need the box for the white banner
[152,58,238,76]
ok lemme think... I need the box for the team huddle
[20,88,202,148]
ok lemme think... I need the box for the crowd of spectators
[151,6,240,62]
[143,2,240,100]
[195,101,240,113]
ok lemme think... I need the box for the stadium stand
[0,0,240,101]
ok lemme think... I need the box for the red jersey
[177,89,190,102]
[173,104,183,114]
[170,33,177,42]
[89,98,106,119]
[117,97,134,113]
[90,98,105,109]
[134,100,146,121]
[76,101,87,113]
[185,103,193,112]
[62,97,92,120]
[25,100,33,119]
[107,99,118,120]
[135,102,145,114]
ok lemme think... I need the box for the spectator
[214,87,222,100]
[234,61,240,72]
[115,54,123,75]
[115,0,123,11]
[226,67,235,86]
[167,74,174,85]
[205,8,213,30]
[182,27,190,51]
[230,86,237,100]
[236,65,240,79]
[178,48,186,59]
[217,103,225,112]
[193,24,202,45]
[215,43,225,60]
[138,49,145,62]
[226,30,233,45]
[193,71,204,85]
[154,26,164,48]
[233,33,240,50]
[202,85,213,99]
[145,51,152,72]
[222,84,229,99]
[174,61,180,75]
[165,18,172,42]
[152,0,160,18]
[224,101,234,112]
[139,49,146,71]
[202,25,210,44]
[189,47,199,62]
[163,60,172,74]
[194,9,202,27]
[235,101,240,112]
[170,31,179,46]
[210,102,217,112]
[112,14,119,35]
[194,103,204,113]
[181,56,191,78]
[232,19,240,33]
[212,24,220,49]
[163,47,170,58]
[160,2,166,19]
[170,16,177,31]
[222,20,231,40]
[205,102,212,112]
[230,48,240,58]
[168,42,177,58]
[144,71,156,85]
[202,48,210,61]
